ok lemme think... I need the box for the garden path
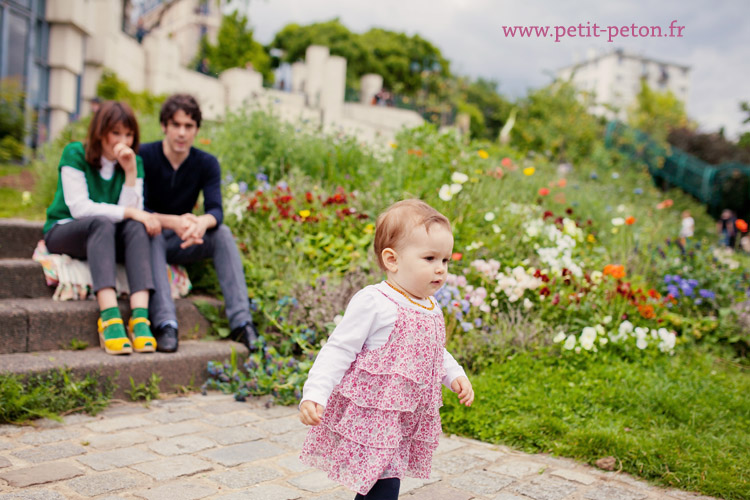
[0,393,718,500]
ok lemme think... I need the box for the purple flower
[460,322,473,332]
[238,181,248,194]
[698,289,715,299]
[687,279,699,287]
[666,284,680,297]
[256,172,268,182]
[680,282,694,297]
[663,274,673,284]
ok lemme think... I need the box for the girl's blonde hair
[373,199,451,271]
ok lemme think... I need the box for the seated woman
[43,101,160,355]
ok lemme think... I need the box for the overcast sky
[243,0,750,138]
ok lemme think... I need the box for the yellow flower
[364,223,375,234]
[587,234,596,243]
[390,143,398,149]
[523,167,535,176]
[299,210,311,218]
[478,149,489,159]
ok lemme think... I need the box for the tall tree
[199,11,272,82]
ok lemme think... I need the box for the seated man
[141,94,258,353]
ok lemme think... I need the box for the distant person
[679,210,694,245]
[135,17,147,44]
[718,209,737,248]
[90,97,101,116]
[140,94,259,353]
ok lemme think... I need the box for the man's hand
[299,400,325,426]
[450,376,475,407]
[173,214,204,248]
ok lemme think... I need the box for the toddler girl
[299,199,474,499]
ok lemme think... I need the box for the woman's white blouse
[60,156,143,222]
[302,281,467,407]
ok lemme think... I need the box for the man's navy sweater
[140,141,223,226]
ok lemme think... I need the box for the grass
[440,347,750,499]
[0,162,45,219]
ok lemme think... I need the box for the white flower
[228,182,240,194]
[491,299,499,307]
[657,328,676,353]
[523,298,533,310]
[617,204,626,213]
[590,271,603,284]
[636,338,648,350]
[580,327,597,351]
[492,224,501,234]
[563,335,576,350]
[599,337,609,345]
[594,324,605,335]
[333,314,344,325]
[611,217,625,226]
[619,320,634,335]
[450,183,463,194]
[451,171,469,184]
[603,315,612,325]
[21,191,31,205]
[553,331,567,343]
[439,184,453,201]
[484,212,496,222]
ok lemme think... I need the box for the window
[6,10,28,78]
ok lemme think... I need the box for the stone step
[0,296,223,354]
[0,340,248,399]
[0,218,43,259]
[0,258,53,299]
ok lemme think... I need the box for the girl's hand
[113,143,137,176]
[299,400,325,426]
[450,376,474,407]
[126,208,161,236]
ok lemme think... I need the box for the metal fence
[605,121,750,217]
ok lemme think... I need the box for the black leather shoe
[230,322,259,352]
[153,325,179,353]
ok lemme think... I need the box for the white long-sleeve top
[58,156,143,223]
[301,281,467,407]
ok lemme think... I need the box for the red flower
[501,157,512,167]
[538,187,550,196]
[625,216,636,225]
[736,219,748,232]
[451,253,462,261]
[305,191,314,203]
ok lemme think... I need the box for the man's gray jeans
[149,225,252,330]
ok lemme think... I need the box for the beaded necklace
[385,281,436,311]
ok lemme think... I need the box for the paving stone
[512,477,580,500]
[449,470,515,495]
[200,441,286,467]
[0,457,10,468]
[400,472,441,493]
[12,442,87,463]
[0,427,21,437]
[490,460,548,478]
[207,466,284,488]
[130,455,213,481]
[0,490,66,500]
[214,484,302,500]
[550,469,597,485]
[203,412,261,427]
[98,405,151,418]
[150,408,204,423]
[432,452,488,474]
[203,426,264,445]
[0,439,12,451]
[254,417,306,436]
[76,447,158,471]
[17,428,80,445]
[197,401,249,415]
[97,497,129,500]
[311,492,352,500]
[287,470,339,492]
[276,455,312,473]
[85,416,153,433]
[62,414,97,425]
[188,392,231,404]
[492,494,529,500]
[135,481,218,500]
[434,437,467,455]
[269,429,307,450]
[149,435,216,456]
[583,485,648,500]
[463,446,508,463]
[85,430,152,450]
[253,405,298,419]
[143,421,211,438]
[66,470,142,497]
[0,462,84,487]
[405,482,473,500]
